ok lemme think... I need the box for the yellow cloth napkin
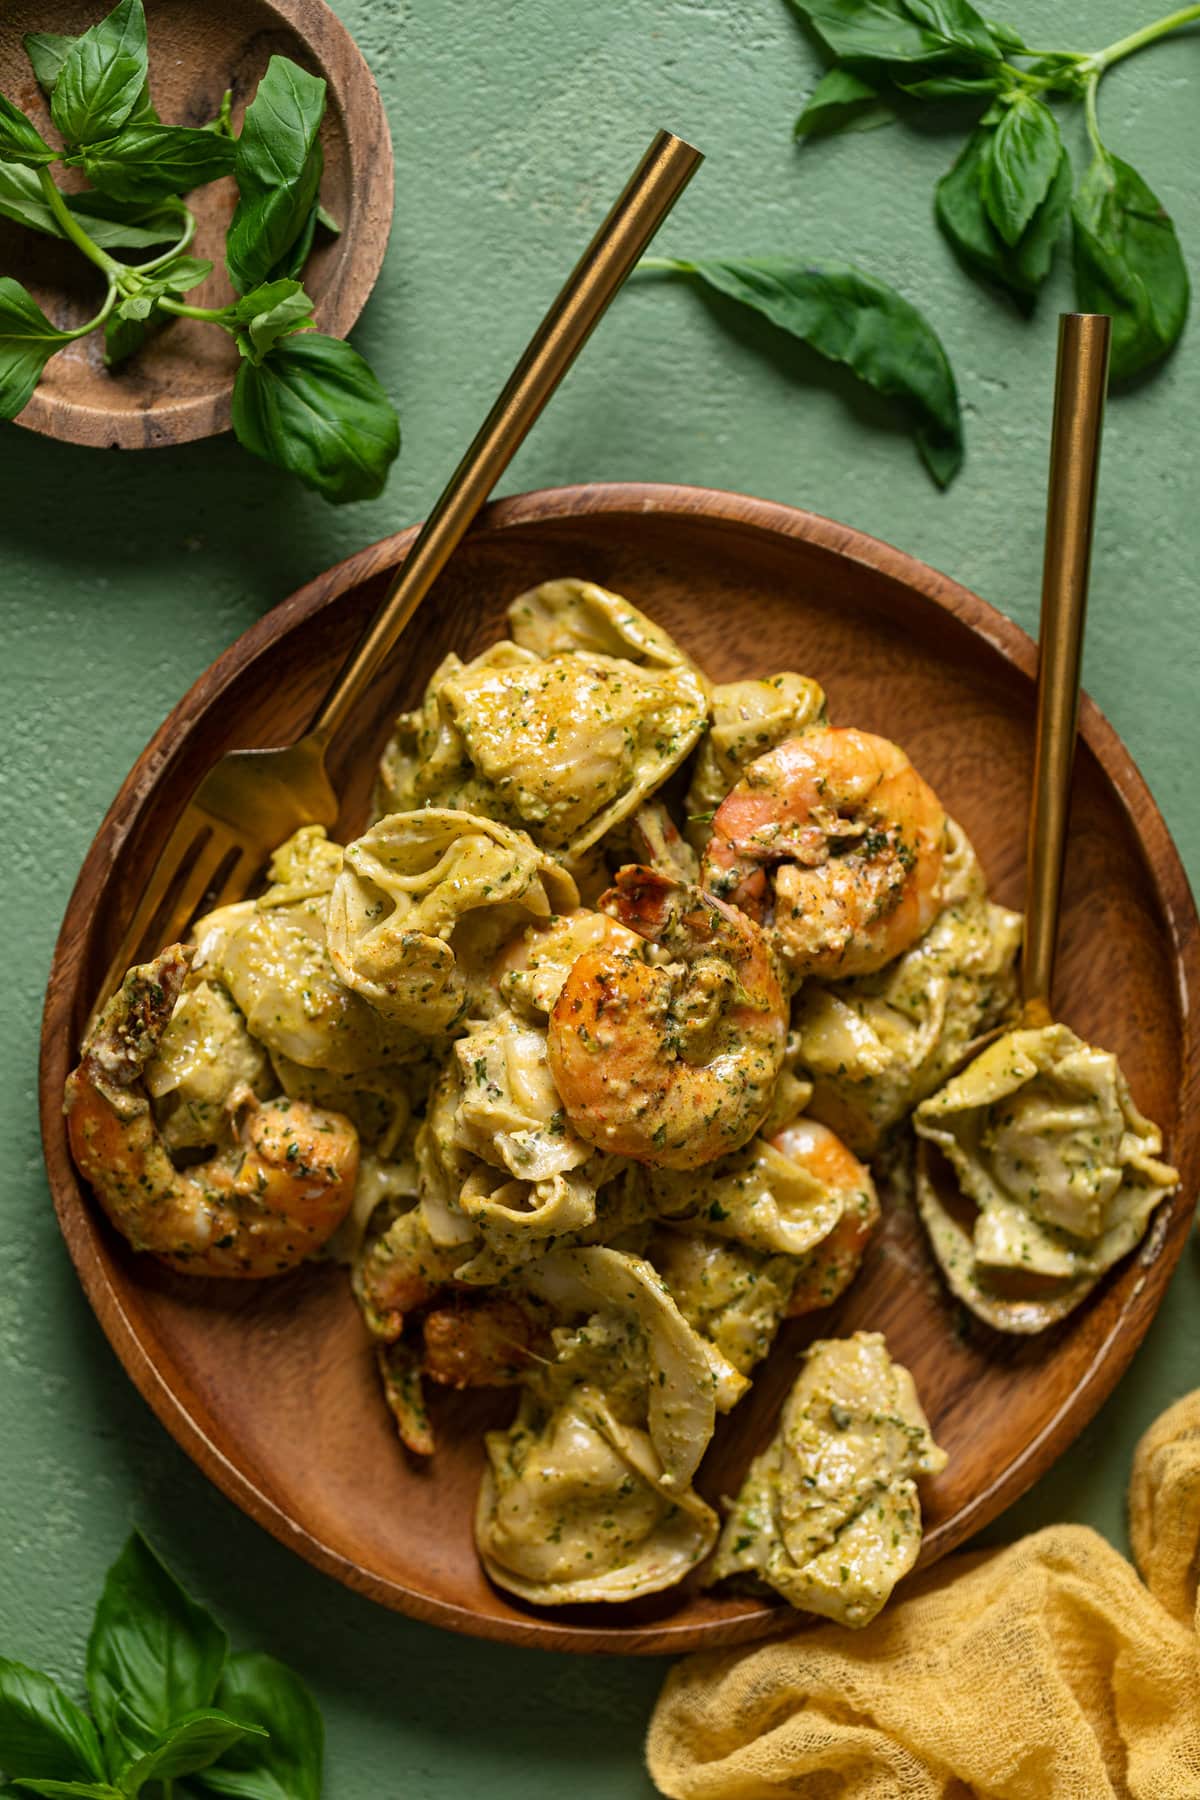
[647,1392,1200,1799]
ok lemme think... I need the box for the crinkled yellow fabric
[648,1391,1200,1800]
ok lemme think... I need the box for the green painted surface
[1,2,1196,1792]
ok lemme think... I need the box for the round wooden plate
[39,484,1200,1654]
[2,0,393,449]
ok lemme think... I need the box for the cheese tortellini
[708,1332,946,1625]
[793,821,1023,1154]
[193,827,421,1074]
[477,1248,722,1603]
[327,809,577,1033]
[685,670,827,846]
[373,582,709,860]
[913,1022,1178,1332]
[412,1010,620,1281]
[144,977,271,1151]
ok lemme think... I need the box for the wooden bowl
[2,0,392,449]
[39,485,1200,1653]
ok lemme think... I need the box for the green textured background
[1,3,1196,1793]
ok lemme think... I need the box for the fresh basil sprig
[786,0,1194,375]
[0,0,399,503]
[643,255,963,485]
[0,1532,324,1798]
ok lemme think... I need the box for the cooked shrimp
[64,947,359,1278]
[361,1217,547,1456]
[770,1117,880,1314]
[547,866,787,1171]
[702,727,948,981]
[422,1294,547,1388]
[354,1206,470,1341]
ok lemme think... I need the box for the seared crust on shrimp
[547,867,787,1171]
[65,948,359,1277]
[770,1117,880,1313]
[702,727,948,981]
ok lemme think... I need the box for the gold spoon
[1021,311,1112,1026]
[88,128,703,1026]
[913,312,1114,1331]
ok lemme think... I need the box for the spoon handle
[1022,311,1112,1021]
[312,129,702,743]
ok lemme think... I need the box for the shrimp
[770,1117,880,1314]
[701,727,948,981]
[64,947,359,1278]
[547,866,788,1171]
[358,1209,547,1455]
[422,1294,547,1388]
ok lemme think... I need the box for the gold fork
[89,128,702,1026]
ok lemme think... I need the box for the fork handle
[1022,311,1111,1020]
[312,128,702,743]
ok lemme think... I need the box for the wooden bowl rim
[39,481,1200,1653]
[15,0,394,449]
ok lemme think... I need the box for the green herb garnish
[0,1531,324,1797]
[0,0,399,503]
[786,0,1193,377]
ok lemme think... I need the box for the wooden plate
[39,484,1200,1654]
[2,0,392,449]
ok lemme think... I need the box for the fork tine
[203,842,252,916]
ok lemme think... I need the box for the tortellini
[327,809,577,1033]
[506,577,701,674]
[373,581,709,859]
[646,1132,866,1259]
[144,977,271,1151]
[793,821,1022,1154]
[647,1228,798,1377]
[412,1011,618,1281]
[193,828,420,1075]
[477,1386,719,1606]
[476,1247,723,1604]
[913,1021,1178,1332]
[708,1332,946,1625]
[685,670,827,846]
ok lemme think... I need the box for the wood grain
[1,0,393,450]
[38,485,1200,1654]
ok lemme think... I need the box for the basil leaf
[51,0,147,148]
[794,67,896,138]
[902,0,999,58]
[984,16,1029,52]
[651,256,963,485]
[0,95,56,167]
[898,71,1003,97]
[9,1778,118,1792]
[24,32,74,95]
[103,306,161,367]
[231,279,314,362]
[114,1711,263,1796]
[77,124,236,202]
[937,125,1070,300]
[0,167,184,249]
[981,92,1062,246]
[226,57,326,295]
[316,203,340,235]
[1072,150,1190,381]
[0,279,74,419]
[0,1659,105,1784]
[786,0,988,65]
[193,1654,322,1800]
[85,1534,228,1766]
[231,332,400,503]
